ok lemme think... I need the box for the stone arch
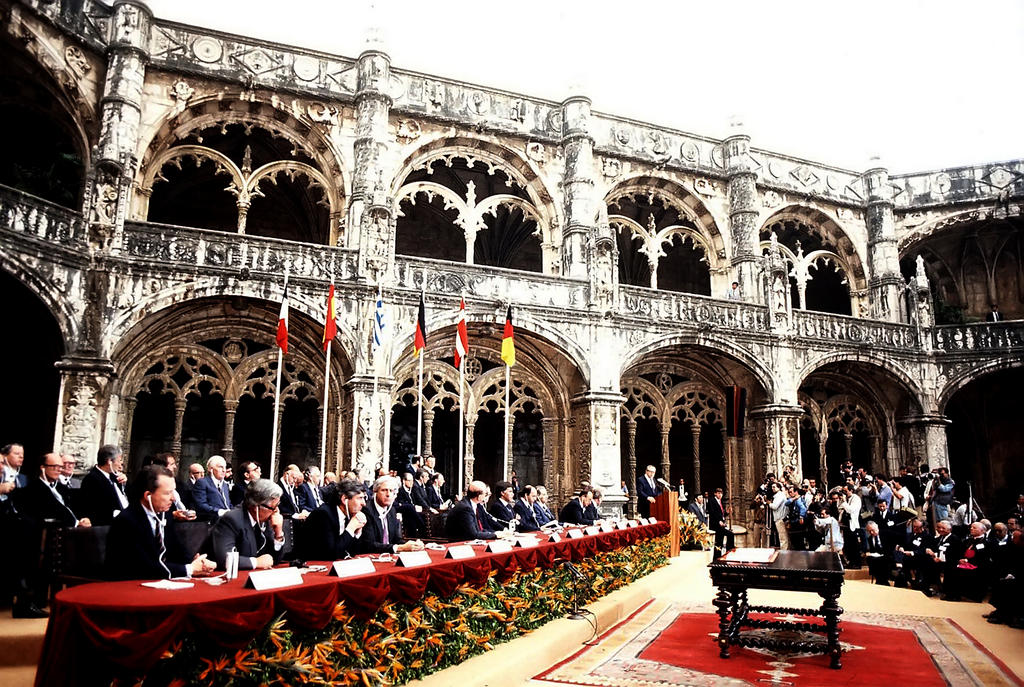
[620,377,668,423]
[0,255,77,347]
[797,352,924,409]
[390,136,560,271]
[760,204,867,288]
[664,381,726,427]
[898,206,1023,254]
[937,358,1024,412]
[621,335,776,403]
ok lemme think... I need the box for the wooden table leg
[713,586,732,658]
[821,593,843,669]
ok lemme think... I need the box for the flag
[500,306,515,367]
[725,385,747,437]
[414,293,427,357]
[454,298,469,367]
[276,285,289,354]
[372,290,387,354]
[321,284,337,352]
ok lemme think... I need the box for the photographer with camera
[785,484,808,550]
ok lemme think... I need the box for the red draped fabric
[34,522,668,687]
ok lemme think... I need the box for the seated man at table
[862,520,895,585]
[513,485,541,532]
[584,488,603,523]
[559,487,597,526]
[191,455,232,521]
[302,480,367,560]
[206,479,286,571]
[106,465,216,580]
[489,481,518,531]
[533,486,556,526]
[445,480,498,541]
[359,475,425,554]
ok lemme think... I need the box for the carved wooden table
[709,550,845,669]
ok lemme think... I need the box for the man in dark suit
[360,476,425,554]
[636,464,661,519]
[230,461,261,507]
[893,518,934,589]
[559,487,596,526]
[301,479,367,561]
[489,481,518,530]
[708,487,735,559]
[921,519,962,597]
[513,485,541,532]
[180,462,205,510]
[445,481,498,541]
[277,464,311,521]
[687,493,709,525]
[862,521,895,585]
[105,465,216,580]
[396,472,425,536]
[59,454,82,490]
[986,304,1003,322]
[426,473,445,509]
[1,442,30,512]
[191,455,233,521]
[943,521,992,601]
[412,469,435,514]
[299,465,325,511]
[14,453,90,529]
[584,488,603,523]
[78,444,129,526]
[534,486,556,526]
[206,479,286,571]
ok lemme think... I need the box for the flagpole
[350,389,359,470]
[270,269,288,480]
[416,272,426,458]
[320,339,331,476]
[503,362,510,480]
[458,354,465,493]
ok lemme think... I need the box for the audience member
[445,480,497,540]
[78,444,129,526]
[302,479,367,560]
[359,476,424,554]
[191,455,232,521]
[206,479,285,571]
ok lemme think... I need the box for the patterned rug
[535,601,1022,686]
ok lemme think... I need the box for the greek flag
[372,290,387,354]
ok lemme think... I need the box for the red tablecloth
[35,522,667,687]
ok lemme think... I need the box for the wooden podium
[652,490,680,557]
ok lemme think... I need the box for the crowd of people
[750,460,1024,628]
[0,443,630,620]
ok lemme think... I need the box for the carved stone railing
[0,183,87,248]
[394,256,588,310]
[791,310,921,350]
[18,0,111,49]
[618,285,771,334]
[122,221,357,283]
[891,160,1024,209]
[933,322,1024,352]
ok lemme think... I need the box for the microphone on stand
[656,478,672,489]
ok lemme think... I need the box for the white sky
[146,0,1024,174]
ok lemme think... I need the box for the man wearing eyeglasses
[206,479,285,571]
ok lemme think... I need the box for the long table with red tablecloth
[35,521,668,687]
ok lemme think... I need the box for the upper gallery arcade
[1,0,1022,525]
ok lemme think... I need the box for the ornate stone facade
[1,0,1022,523]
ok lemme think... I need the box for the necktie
[475,504,484,531]
[381,512,389,545]
[220,482,229,508]
[154,517,170,577]
[49,482,65,506]
[253,521,265,552]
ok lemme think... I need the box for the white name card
[646,517,658,524]
[600,523,615,533]
[486,540,514,553]
[566,529,584,539]
[244,567,304,590]
[514,536,539,548]
[627,519,639,528]
[547,533,562,543]
[396,551,432,567]
[329,558,376,578]
[584,525,601,536]
[445,545,476,560]
[615,520,630,530]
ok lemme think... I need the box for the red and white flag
[454,298,469,367]
[321,284,337,352]
[276,286,289,354]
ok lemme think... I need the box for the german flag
[500,306,515,367]
[414,293,427,357]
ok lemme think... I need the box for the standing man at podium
[637,465,662,519]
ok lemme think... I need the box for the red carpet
[639,612,946,686]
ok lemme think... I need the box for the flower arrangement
[679,509,712,550]
[119,535,669,686]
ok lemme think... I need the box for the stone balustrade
[791,310,920,349]
[618,285,771,333]
[0,184,87,248]
[933,321,1024,352]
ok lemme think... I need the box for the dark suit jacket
[229,481,248,507]
[687,501,709,525]
[301,503,360,560]
[298,483,324,511]
[489,499,517,528]
[359,504,405,553]
[105,502,189,579]
[986,311,1002,322]
[278,482,303,517]
[559,498,595,526]
[707,497,728,530]
[78,466,127,526]
[205,507,283,571]
[636,475,660,517]
[534,501,555,526]
[411,482,431,510]
[426,485,444,509]
[191,476,232,520]
[445,499,496,540]
[583,503,601,522]
[14,477,81,528]
[395,485,423,531]
[513,499,540,532]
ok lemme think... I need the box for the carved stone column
[505,415,516,480]
[865,164,903,321]
[844,432,853,466]
[346,375,385,482]
[422,409,435,458]
[691,424,703,494]
[222,399,238,464]
[172,398,186,457]
[560,95,596,281]
[120,396,137,453]
[660,424,671,480]
[569,391,625,515]
[749,404,804,481]
[723,133,760,302]
[897,413,950,473]
[541,417,557,491]
[624,419,638,517]
[464,417,477,487]
[53,357,117,469]
[350,47,394,283]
